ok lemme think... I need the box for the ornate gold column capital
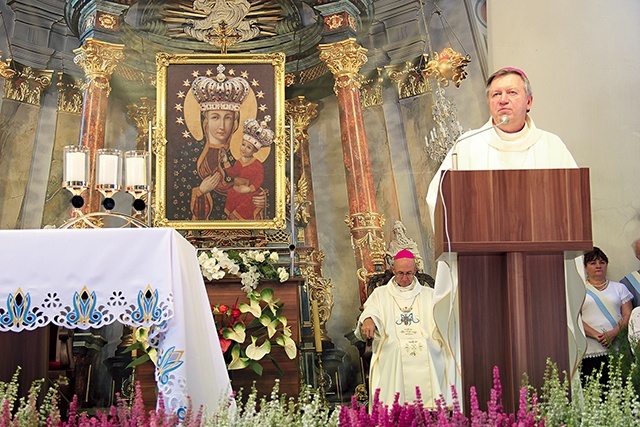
[3,63,53,106]
[318,38,368,92]
[73,38,124,96]
[126,97,156,150]
[56,72,84,114]
[285,96,319,131]
[386,62,430,99]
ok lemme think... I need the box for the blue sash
[622,271,640,297]
[585,283,618,329]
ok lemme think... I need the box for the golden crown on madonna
[243,115,274,149]
[191,64,250,112]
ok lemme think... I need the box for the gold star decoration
[174,103,183,112]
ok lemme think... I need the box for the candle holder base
[102,197,116,212]
[315,352,328,409]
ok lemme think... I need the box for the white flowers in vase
[198,248,290,292]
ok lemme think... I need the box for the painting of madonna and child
[154,53,286,230]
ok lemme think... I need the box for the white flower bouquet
[198,248,290,292]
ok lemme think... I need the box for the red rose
[218,304,229,315]
[231,307,241,320]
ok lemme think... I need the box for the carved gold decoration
[285,96,318,228]
[386,62,430,99]
[73,39,125,97]
[345,211,387,266]
[294,174,311,226]
[56,72,83,114]
[318,38,368,95]
[358,69,383,108]
[126,97,156,150]
[0,56,15,79]
[423,46,471,88]
[182,0,259,48]
[347,14,357,30]
[284,73,296,87]
[325,14,344,30]
[285,96,318,152]
[300,250,333,340]
[97,12,118,30]
[3,64,53,106]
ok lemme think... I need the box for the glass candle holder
[95,148,123,210]
[62,145,90,196]
[124,150,149,193]
[124,150,149,212]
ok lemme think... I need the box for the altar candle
[125,156,147,187]
[312,299,322,353]
[97,154,120,185]
[65,151,86,182]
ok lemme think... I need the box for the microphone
[452,115,509,170]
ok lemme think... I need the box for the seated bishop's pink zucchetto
[394,249,415,260]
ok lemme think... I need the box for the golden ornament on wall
[423,47,470,88]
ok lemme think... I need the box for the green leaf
[126,353,151,369]
[248,360,263,376]
[124,342,144,354]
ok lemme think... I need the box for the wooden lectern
[434,168,592,413]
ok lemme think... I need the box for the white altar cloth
[0,227,231,419]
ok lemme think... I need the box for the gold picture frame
[154,53,286,230]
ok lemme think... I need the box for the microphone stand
[451,116,509,170]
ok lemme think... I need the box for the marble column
[73,38,124,214]
[319,38,386,304]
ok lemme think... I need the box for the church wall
[488,0,640,282]
[41,110,81,227]
[0,99,39,229]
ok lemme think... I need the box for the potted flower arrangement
[198,248,296,376]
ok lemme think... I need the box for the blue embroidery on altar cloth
[66,286,103,325]
[131,285,162,323]
[0,288,37,327]
[157,346,184,385]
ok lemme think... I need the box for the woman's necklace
[588,279,609,291]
